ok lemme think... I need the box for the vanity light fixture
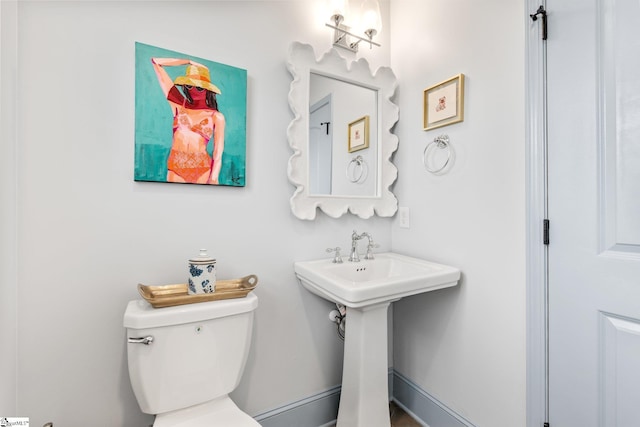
[325,0,382,52]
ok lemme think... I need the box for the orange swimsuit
[167,149,212,183]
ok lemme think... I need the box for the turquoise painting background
[134,42,247,186]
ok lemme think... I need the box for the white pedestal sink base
[337,302,392,427]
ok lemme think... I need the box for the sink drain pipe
[329,303,346,340]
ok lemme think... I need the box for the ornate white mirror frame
[286,42,399,220]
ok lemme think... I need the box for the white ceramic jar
[188,249,217,294]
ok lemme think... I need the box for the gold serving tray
[138,275,258,308]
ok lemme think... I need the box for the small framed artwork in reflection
[348,115,370,153]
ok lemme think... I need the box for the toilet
[123,293,260,426]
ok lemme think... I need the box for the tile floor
[328,401,422,427]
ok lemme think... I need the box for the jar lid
[189,248,216,264]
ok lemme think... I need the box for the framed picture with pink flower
[348,115,370,153]
[423,74,465,131]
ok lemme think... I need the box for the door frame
[525,0,548,426]
[0,0,19,414]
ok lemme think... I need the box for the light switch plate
[399,207,410,229]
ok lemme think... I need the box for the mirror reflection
[309,73,378,196]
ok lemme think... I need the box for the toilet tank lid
[123,292,258,329]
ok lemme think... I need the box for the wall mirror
[287,42,399,220]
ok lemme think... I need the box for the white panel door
[547,0,640,425]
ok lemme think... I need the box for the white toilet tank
[123,293,258,415]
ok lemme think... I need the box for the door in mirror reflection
[309,73,378,197]
[309,95,333,194]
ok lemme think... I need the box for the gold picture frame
[423,74,465,131]
[348,115,370,153]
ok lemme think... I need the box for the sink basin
[294,252,460,308]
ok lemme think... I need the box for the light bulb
[328,0,349,23]
[359,0,381,36]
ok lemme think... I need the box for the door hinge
[543,219,550,245]
[530,5,548,40]
[320,121,331,135]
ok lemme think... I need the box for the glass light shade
[359,0,382,34]
[328,0,349,20]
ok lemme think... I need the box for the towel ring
[423,135,451,174]
[346,155,368,183]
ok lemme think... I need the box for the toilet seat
[153,396,260,427]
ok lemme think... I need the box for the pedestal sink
[294,252,460,427]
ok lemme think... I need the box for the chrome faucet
[349,230,375,262]
[349,230,364,262]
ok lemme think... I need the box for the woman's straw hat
[174,64,221,94]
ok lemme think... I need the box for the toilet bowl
[123,293,259,426]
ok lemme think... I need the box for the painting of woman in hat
[150,57,225,184]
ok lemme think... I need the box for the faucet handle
[326,247,344,263]
[364,242,380,260]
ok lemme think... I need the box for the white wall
[389,1,526,426]
[2,1,393,425]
